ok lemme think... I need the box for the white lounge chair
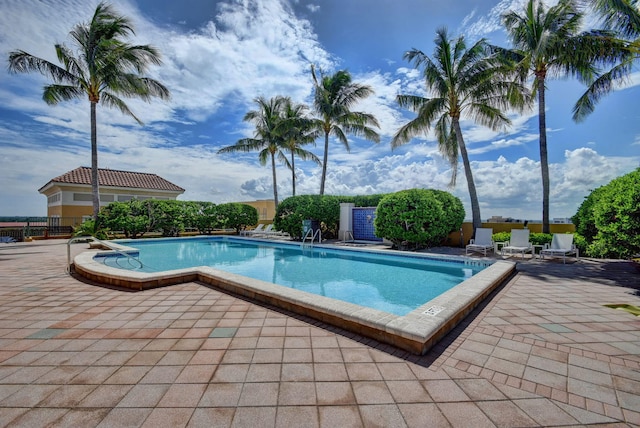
[254,224,274,237]
[541,233,579,263]
[501,229,533,259]
[260,225,290,239]
[242,224,264,236]
[466,228,494,256]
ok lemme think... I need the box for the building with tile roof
[39,167,185,220]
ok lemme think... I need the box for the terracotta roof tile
[40,167,185,192]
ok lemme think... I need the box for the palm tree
[217,96,290,206]
[310,66,380,195]
[277,100,321,196]
[391,28,527,230]
[572,0,639,121]
[8,2,170,221]
[503,0,628,233]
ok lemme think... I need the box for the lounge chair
[501,229,533,259]
[260,225,290,239]
[254,224,274,236]
[242,224,264,236]
[466,228,494,256]
[0,236,16,243]
[541,233,579,263]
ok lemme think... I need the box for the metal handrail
[301,228,322,247]
[66,236,143,273]
[342,230,354,243]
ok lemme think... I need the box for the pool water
[100,237,487,316]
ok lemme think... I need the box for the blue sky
[1,0,638,220]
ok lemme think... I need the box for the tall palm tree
[310,66,380,195]
[8,2,170,221]
[218,96,290,206]
[503,0,628,232]
[391,28,527,230]
[572,0,639,121]
[277,100,321,196]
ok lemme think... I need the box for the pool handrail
[66,236,143,273]
[301,228,322,247]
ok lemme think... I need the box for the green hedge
[573,168,640,259]
[95,199,258,238]
[374,189,464,250]
[274,194,387,239]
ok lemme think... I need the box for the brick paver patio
[1,239,639,427]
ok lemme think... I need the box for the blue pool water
[99,237,487,316]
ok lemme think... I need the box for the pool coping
[73,237,516,355]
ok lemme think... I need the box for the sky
[1,0,639,221]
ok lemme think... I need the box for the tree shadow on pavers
[516,259,640,296]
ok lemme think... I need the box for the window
[73,193,93,201]
[47,193,61,204]
[118,195,134,202]
[100,194,114,202]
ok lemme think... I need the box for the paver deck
[1,239,639,427]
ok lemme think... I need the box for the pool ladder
[301,228,322,247]
[66,236,143,273]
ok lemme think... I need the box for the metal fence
[0,217,84,242]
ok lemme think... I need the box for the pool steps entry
[67,236,143,273]
[72,237,516,355]
[301,228,322,247]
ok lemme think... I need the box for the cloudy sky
[1,0,638,220]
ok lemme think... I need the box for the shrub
[274,195,342,239]
[573,168,640,259]
[150,200,186,237]
[492,231,511,243]
[374,189,464,250]
[73,218,109,240]
[101,200,150,238]
[216,203,258,234]
[572,187,604,241]
[190,201,220,233]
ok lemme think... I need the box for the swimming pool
[97,237,484,316]
[73,236,515,354]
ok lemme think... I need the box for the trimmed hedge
[374,189,464,250]
[96,199,258,238]
[274,194,387,239]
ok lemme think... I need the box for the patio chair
[241,224,264,236]
[501,229,533,259]
[253,224,274,236]
[0,236,16,243]
[466,228,494,256]
[540,233,579,263]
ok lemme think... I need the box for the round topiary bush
[374,188,465,250]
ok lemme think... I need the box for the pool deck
[1,239,639,427]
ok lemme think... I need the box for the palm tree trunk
[90,101,100,222]
[291,150,296,196]
[538,78,550,234]
[319,131,329,195]
[271,152,279,207]
[453,119,482,230]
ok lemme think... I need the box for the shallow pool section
[98,238,484,316]
[73,237,515,355]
